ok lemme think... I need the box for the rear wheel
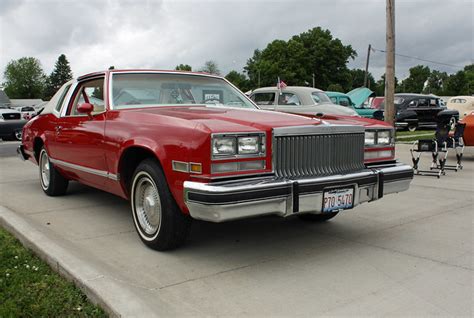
[298,212,338,222]
[130,159,191,251]
[38,147,69,196]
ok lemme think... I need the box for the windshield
[111,73,256,109]
[311,92,332,105]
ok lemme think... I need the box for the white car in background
[13,106,36,120]
[447,96,474,118]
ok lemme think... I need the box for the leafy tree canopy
[398,65,431,93]
[200,60,220,75]
[44,54,73,100]
[175,64,192,71]
[225,70,251,92]
[3,57,46,99]
[244,27,356,90]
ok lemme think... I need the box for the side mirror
[77,103,94,119]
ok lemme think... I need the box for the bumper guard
[184,163,413,222]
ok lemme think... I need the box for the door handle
[55,126,62,133]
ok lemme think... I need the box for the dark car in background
[0,106,27,141]
[388,94,459,131]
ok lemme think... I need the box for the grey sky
[0,0,472,84]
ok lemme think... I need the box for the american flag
[277,77,287,90]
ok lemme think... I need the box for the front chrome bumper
[184,162,414,222]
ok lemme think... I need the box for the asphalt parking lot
[1,141,472,316]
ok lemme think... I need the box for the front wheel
[130,159,191,251]
[298,212,338,222]
[38,147,69,196]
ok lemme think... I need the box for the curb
[0,206,158,318]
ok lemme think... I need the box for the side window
[329,97,337,103]
[429,99,438,106]
[408,100,417,107]
[252,93,276,105]
[68,78,105,116]
[55,84,72,112]
[339,97,351,107]
[417,99,428,107]
[278,93,300,106]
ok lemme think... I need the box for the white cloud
[0,0,472,83]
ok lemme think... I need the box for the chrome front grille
[273,125,365,179]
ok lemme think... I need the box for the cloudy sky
[0,0,472,83]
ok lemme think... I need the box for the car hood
[347,87,376,108]
[125,105,326,132]
[321,114,392,129]
[311,103,358,116]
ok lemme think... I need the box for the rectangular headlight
[212,133,265,159]
[212,137,236,156]
[365,131,376,145]
[238,136,259,154]
[378,130,391,145]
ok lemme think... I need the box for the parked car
[13,106,36,120]
[459,111,474,146]
[447,96,474,119]
[250,86,357,116]
[385,93,459,131]
[18,70,413,250]
[0,106,26,141]
[370,97,384,109]
[326,88,383,120]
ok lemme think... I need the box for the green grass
[396,130,435,142]
[0,227,107,317]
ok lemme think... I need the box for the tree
[44,54,73,100]
[443,70,467,96]
[244,27,356,90]
[175,64,192,71]
[326,83,344,92]
[3,57,46,99]
[374,74,398,96]
[225,70,251,92]
[200,60,220,75]
[398,65,430,93]
[422,70,448,95]
[349,68,376,91]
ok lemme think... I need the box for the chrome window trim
[53,83,73,118]
[61,76,106,118]
[49,157,119,181]
[108,71,259,111]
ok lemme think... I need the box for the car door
[50,77,108,187]
[250,92,277,110]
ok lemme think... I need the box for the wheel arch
[117,145,165,198]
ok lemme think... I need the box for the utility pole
[364,44,371,88]
[385,0,396,126]
[312,73,315,88]
[258,69,261,87]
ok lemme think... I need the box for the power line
[371,47,465,69]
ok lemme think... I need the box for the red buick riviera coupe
[18,70,413,250]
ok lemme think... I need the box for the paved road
[0,141,20,158]
[0,144,472,316]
